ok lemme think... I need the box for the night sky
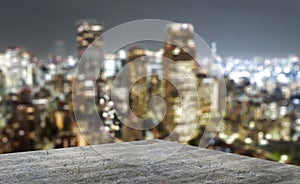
[0,0,300,58]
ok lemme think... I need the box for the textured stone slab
[0,140,299,183]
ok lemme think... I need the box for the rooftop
[0,140,299,183]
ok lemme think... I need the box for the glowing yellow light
[279,155,289,163]
[249,121,255,129]
[265,134,272,140]
[245,137,252,144]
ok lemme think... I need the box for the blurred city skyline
[1,5,300,165]
[0,0,300,58]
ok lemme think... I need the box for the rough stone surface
[0,140,299,183]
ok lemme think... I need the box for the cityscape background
[0,0,300,166]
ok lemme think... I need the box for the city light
[0,17,299,166]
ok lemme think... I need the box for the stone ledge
[0,140,299,183]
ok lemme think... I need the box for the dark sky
[0,0,300,58]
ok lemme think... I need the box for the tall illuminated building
[75,19,114,144]
[196,72,212,125]
[7,88,40,152]
[162,23,199,143]
[75,19,103,96]
[0,47,37,92]
[56,19,105,146]
[76,19,102,58]
[54,40,66,59]
[76,17,102,108]
[121,46,148,141]
[53,102,78,148]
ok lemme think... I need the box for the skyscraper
[76,19,102,58]
[0,47,37,92]
[7,88,40,152]
[54,40,66,59]
[74,19,115,145]
[121,46,148,141]
[162,23,199,143]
